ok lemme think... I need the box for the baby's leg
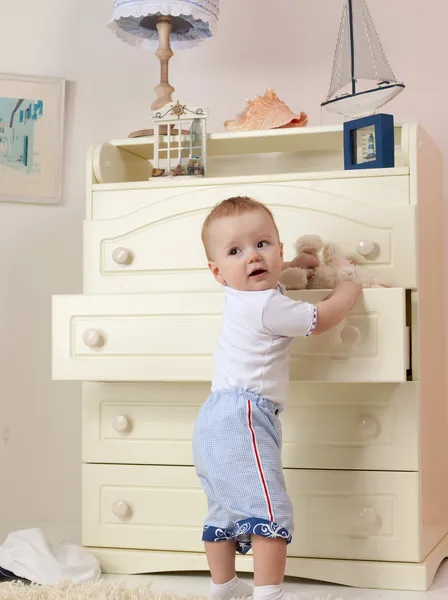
[253,536,287,587]
[205,540,237,584]
[252,533,287,600]
[206,540,253,600]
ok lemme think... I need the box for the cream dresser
[52,123,448,591]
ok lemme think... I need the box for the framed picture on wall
[0,74,65,205]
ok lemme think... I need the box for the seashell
[152,168,165,177]
[224,88,308,132]
[171,164,186,176]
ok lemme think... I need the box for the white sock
[210,575,253,600]
[253,584,283,600]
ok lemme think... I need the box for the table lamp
[109,1,219,112]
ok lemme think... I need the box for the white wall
[0,0,446,544]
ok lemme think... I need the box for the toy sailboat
[321,0,405,118]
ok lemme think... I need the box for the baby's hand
[290,254,320,271]
[339,264,362,283]
[312,279,362,335]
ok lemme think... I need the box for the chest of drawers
[52,123,448,591]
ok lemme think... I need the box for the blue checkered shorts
[192,388,293,555]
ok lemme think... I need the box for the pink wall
[185,0,441,138]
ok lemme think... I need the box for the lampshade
[109,0,219,50]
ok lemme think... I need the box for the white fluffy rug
[0,579,207,600]
[0,580,351,599]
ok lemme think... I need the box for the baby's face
[207,210,284,291]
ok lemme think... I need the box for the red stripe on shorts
[247,399,274,522]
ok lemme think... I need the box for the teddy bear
[280,234,392,290]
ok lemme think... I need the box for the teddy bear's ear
[295,234,323,254]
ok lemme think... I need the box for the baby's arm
[312,280,362,335]
[262,282,362,338]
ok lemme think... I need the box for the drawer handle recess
[112,500,131,519]
[112,247,133,265]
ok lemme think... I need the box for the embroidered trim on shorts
[202,518,292,555]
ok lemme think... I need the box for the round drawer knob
[354,507,381,534]
[358,415,380,438]
[112,247,132,265]
[82,329,103,348]
[113,414,130,432]
[340,325,361,344]
[112,500,131,519]
[356,238,376,257]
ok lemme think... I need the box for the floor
[104,559,448,599]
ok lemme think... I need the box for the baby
[193,197,362,600]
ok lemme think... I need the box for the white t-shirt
[211,285,318,407]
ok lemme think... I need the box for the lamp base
[128,126,190,139]
[128,129,154,138]
[152,83,175,111]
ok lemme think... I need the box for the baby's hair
[202,196,279,259]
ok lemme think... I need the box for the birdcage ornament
[152,101,208,178]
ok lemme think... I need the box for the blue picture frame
[343,113,395,170]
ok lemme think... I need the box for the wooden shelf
[110,125,348,160]
[110,123,406,163]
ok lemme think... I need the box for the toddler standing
[193,197,362,600]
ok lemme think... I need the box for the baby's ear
[208,262,225,284]
[279,242,284,260]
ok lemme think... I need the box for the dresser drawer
[84,182,416,295]
[53,289,409,383]
[53,293,217,382]
[82,382,204,465]
[290,288,410,382]
[82,382,418,472]
[288,469,420,562]
[283,382,418,471]
[82,465,420,562]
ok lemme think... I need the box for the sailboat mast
[348,0,356,94]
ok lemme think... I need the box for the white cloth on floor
[0,528,100,585]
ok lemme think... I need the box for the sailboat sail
[327,4,352,99]
[352,0,396,83]
[326,0,398,101]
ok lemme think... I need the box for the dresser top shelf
[90,123,414,188]
[111,125,350,160]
